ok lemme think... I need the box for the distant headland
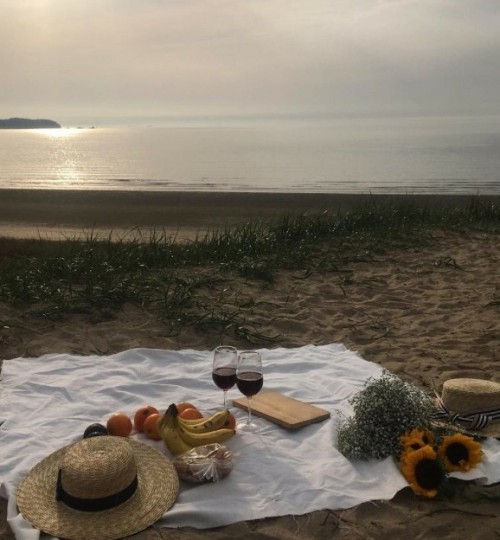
[0,117,61,129]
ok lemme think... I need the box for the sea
[1,115,499,194]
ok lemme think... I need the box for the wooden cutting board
[232,391,330,430]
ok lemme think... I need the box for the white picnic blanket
[1,344,499,540]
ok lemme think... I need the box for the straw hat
[17,435,179,540]
[434,378,500,438]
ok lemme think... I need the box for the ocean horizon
[1,114,499,195]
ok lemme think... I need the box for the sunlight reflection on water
[1,118,499,194]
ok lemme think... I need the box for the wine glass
[212,345,238,408]
[236,350,263,426]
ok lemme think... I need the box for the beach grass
[0,195,498,343]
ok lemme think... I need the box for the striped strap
[432,398,500,430]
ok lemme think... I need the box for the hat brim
[431,418,500,440]
[432,397,500,439]
[17,437,179,540]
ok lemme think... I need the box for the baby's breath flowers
[438,433,483,473]
[337,371,435,460]
[336,371,485,499]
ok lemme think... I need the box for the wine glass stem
[247,396,252,424]
[223,390,227,408]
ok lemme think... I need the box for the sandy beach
[1,192,499,539]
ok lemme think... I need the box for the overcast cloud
[1,0,499,124]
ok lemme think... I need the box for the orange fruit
[143,413,161,440]
[176,402,199,415]
[179,407,204,420]
[224,413,236,430]
[134,405,159,432]
[106,413,132,437]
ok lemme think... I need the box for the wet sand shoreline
[1,188,498,240]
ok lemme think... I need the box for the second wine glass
[236,350,263,426]
[212,345,238,408]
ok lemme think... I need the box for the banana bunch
[158,403,236,456]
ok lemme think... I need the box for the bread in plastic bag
[173,443,234,483]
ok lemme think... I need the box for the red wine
[236,371,263,397]
[212,367,237,390]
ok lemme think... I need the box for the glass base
[236,419,259,431]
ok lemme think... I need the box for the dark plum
[83,423,108,439]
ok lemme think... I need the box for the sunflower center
[414,458,444,489]
[446,442,469,465]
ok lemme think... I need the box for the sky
[1,0,500,125]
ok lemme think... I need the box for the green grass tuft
[0,195,498,343]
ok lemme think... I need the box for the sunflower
[400,428,435,453]
[400,445,445,498]
[438,433,483,473]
